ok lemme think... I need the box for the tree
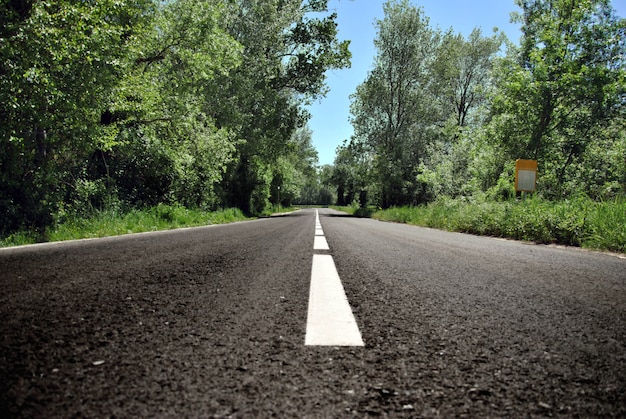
[330,140,373,207]
[0,0,154,235]
[270,125,319,207]
[350,0,440,207]
[0,0,352,239]
[102,0,242,209]
[212,0,351,214]
[490,0,626,196]
[432,28,503,130]
[417,28,503,199]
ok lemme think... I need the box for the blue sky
[307,0,626,166]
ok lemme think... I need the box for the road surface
[1,208,624,417]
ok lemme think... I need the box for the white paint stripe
[305,255,364,346]
[314,235,329,250]
[315,209,324,236]
[314,210,327,245]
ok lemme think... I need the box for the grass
[5,198,623,253]
[342,196,625,253]
[0,205,249,248]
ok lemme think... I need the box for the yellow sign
[515,159,538,192]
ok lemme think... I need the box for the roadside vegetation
[0,206,249,247]
[332,0,625,211]
[325,0,625,254]
[335,196,625,253]
[2,0,624,251]
[1,0,347,244]
[0,203,301,247]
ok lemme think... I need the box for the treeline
[330,0,625,208]
[0,0,349,237]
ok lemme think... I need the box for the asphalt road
[1,208,624,417]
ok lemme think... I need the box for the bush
[370,195,625,253]
[1,206,249,247]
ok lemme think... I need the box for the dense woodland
[1,0,625,240]
[1,0,347,236]
[332,0,625,208]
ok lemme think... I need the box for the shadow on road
[321,211,374,219]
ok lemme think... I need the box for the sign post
[515,159,538,193]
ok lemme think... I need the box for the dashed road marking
[315,212,323,234]
[305,254,364,346]
[313,210,328,249]
[306,210,364,346]
[313,235,330,250]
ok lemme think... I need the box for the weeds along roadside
[334,196,625,254]
[0,206,250,248]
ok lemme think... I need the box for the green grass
[0,205,249,248]
[5,199,623,253]
[368,196,625,253]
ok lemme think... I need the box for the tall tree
[101,0,242,209]
[350,0,439,207]
[490,0,626,195]
[433,28,503,130]
[213,0,351,214]
[418,28,503,199]
[0,0,154,234]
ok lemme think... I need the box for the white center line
[305,254,364,346]
[313,235,329,250]
[313,209,328,249]
[315,212,323,233]
[306,210,364,346]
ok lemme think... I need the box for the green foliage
[485,162,517,201]
[433,28,504,128]
[371,196,626,253]
[584,199,626,252]
[0,206,248,247]
[271,126,320,207]
[349,0,440,207]
[104,0,242,209]
[1,0,350,240]
[330,204,377,218]
[212,0,350,215]
[349,0,504,208]
[330,140,374,206]
[489,0,626,197]
[297,163,336,205]
[250,163,272,216]
[0,0,154,234]
[336,0,625,255]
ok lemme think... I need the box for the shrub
[369,195,625,253]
